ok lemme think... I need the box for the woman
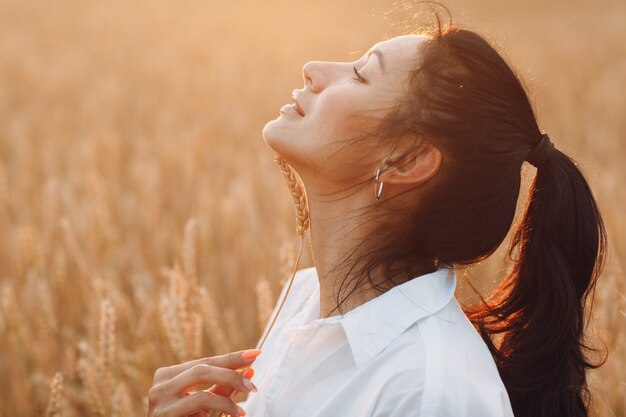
[147,21,607,417]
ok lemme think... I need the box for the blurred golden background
[0,0,624,415]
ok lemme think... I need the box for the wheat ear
[45,372,64,417]
[98,298,116,399]
[273,153,310,237]
[211,153,310,417]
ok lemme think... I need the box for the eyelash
[352,66,367,83]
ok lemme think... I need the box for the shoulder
[417,299,514,416]
[374,299,514,417]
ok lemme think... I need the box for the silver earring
[375,168,384,200]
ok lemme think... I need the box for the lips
[291,90,305,116]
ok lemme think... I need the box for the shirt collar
[308,266,457,368]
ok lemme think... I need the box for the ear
[382,142,442,186]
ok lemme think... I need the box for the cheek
[313,88,363,135]
[307,89,379,179]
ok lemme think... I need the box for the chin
[262,119,280,150]
[262,119,293,154]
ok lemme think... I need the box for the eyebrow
[367,48,385,72]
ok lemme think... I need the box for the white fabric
[236,265,514,417]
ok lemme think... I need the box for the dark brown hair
[323,13,608,417]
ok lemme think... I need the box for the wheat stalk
[37,280,58,338]
[159,290,187,362]
[183,218,198,286]
[1,284,25,355]
[254,276,274,334]
[198,286,230,352]
[59,217,89,281]
[41,178,60,261]
[78,355,106,417]
[211,153,310,417]
[17,226,37,275]
[191,311,203,359]
[159,262,200,361]
[111,383,133,417]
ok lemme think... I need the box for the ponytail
[466,148,608,416]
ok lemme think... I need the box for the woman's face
[263,34,427,197]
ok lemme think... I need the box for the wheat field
[0,0,624,415]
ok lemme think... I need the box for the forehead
[370,34,427,68]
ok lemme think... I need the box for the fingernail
[237,405,246,416]
[243,378,258,393]
[244,368,254,379]
[242,349,261,359]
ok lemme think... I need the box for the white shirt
[237,266,514,417]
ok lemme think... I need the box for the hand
[147,349,261,417]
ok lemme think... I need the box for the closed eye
[352,66,367,84]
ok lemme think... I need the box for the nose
[302,61,330,93]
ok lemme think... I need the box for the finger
[209,367,255,398]
[163,390,245,417]
[185,393,212,417]
[158,349,261,381]
[189,411,210,417]
[164,363,254,397]
[209,367,254,398]
[206,349,262,371]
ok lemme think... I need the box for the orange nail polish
[242,349,261,359]
[244,367,255,379]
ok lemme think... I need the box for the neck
[305,190,383,319]
[303,190,440,319]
